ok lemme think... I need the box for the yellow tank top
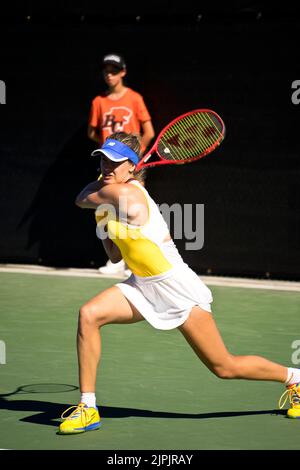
[95,180,175,277]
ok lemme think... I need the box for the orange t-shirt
[89,88,151,145]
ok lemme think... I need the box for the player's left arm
[75,179,104,209]
[75,183,131,211]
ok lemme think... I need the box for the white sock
[285,368,300,386]
[80,392,96,408]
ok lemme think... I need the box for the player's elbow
[75,199,83,208]
[75,195,85,208]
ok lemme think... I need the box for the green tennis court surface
[0,272,299,450]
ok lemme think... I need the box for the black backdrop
[0,2,300,280]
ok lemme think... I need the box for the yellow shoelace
[278,385,299,409]
[61,403,88,424]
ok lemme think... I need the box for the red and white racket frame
[136,108,225,170]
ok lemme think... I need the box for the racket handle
[137,153,152,170]
[143,153,152,163]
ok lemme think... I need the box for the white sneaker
[98,259,126,275]
[124,268,132,278]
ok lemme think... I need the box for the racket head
[136,109,225,170]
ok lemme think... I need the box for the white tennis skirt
[115,264,213,330]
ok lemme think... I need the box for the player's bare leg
[77,286,144,391]
[178,306,287,382]
[59,286,144,434]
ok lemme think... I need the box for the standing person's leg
[59,286,144,434]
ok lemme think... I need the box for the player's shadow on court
[0,389,286,428]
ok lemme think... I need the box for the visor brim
[91,148,129,162]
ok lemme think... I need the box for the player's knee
[78,304,106,329]
[211,360,237,380]
[213,368,235,379]
[78,305,94,328]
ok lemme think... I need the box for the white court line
[0,264,300,292]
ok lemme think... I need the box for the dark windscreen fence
[0,4,300,280]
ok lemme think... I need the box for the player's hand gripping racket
[136,109,225,170]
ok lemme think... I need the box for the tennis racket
[136,108,225,170]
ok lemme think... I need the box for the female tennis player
[58,132,300,434]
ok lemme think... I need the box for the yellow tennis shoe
[279,383,300,418]
[58,403,101,434]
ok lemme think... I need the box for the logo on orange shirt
[102,106,133,133]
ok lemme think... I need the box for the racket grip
[136,153,151,170]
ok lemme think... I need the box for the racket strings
[184,114,217,150]
[184,112,224,147]
[193,113,223,145]
[159,120,198,161]
[158,112,224,162]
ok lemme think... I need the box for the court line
[0,264,300,292]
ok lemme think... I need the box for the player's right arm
[100,236,123,264]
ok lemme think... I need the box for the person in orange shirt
[88,53,155,153]
[88,53,155,276]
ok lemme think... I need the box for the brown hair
[108,132,147,185]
